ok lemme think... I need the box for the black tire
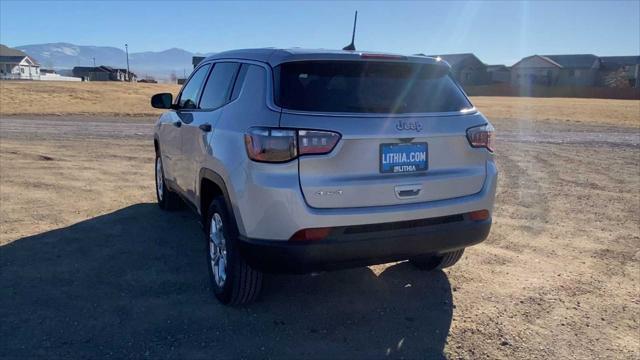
[410,249,465,271]
[205,196,263,305]
[155,152,180,210]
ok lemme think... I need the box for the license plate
[380,143,428,174]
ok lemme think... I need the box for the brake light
[466,124,495,152]
[245,127,340,163]
[360,53,407,60]
[298,130,341,155]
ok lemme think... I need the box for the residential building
[511,54,600,87]
[193,56,205,69]
[72,66,136,81]
[428,53,489,85]
[599,56,640,88]
[0,44,40,80]
[486,65,510,83]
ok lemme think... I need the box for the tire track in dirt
[493,143,551,241]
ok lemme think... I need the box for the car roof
[202,48,449,68]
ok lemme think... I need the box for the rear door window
[274,61,472,114]
[178,64,211,109]
[230,64,249,101]
[199,62,240,110]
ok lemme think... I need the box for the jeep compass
[151,48,497,305]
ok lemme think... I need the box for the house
[0,44,40,80]
[511,54,600,87]
[427,53,489,85]
[72,66,111,81]
[486,65,510,83]
[599,56,640,88]
[193,56,205,69]
[115,68,137,82]
[72,66,136,81]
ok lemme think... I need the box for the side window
[199,62,240,110]
[178,64,211,109]
[230,64,249,101]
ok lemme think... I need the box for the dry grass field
[0,80,181,117]
[1,80,638,127]
[473,96,640,127]
[0,80,639,359]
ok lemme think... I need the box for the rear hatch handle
[395,184,422,199]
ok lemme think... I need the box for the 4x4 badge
[396,120,423,132]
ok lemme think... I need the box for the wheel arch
[199,168,240,235]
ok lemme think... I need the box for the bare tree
[169,71,177,84]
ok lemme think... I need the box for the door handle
[172,121,182,128]
[395,184,422,199]
[199,124,212,132]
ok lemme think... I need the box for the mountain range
[15,42,213,80]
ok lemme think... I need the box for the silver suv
[151,49,497,305]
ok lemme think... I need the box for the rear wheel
[155,153,180,210]
[410,249,465,271]
[206,197,263,305]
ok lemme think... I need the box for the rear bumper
[228,160,498,241]
[238,215,491,273]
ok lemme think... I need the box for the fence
[0,73,41,81]
[463,83,640,100]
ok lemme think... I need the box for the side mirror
[151,93,173,109]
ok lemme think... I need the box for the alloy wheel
[209,213,227,287]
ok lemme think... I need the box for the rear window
[274,61,472,114]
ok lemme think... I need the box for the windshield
[274,60,473,114]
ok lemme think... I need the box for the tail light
[245,127,340,163]
[466,124,495,152]
[298,130,341,155]
[244,128,297,162]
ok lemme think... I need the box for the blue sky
[1,0,638,65]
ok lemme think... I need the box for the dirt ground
[0,102,639,358]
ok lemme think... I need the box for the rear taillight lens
[244,128,297,162]
[298,130,341,155]
[466,124,495,152]
[245,127,340,163]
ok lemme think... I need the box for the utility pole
[92,57,96,67]
[125,44,130,82]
